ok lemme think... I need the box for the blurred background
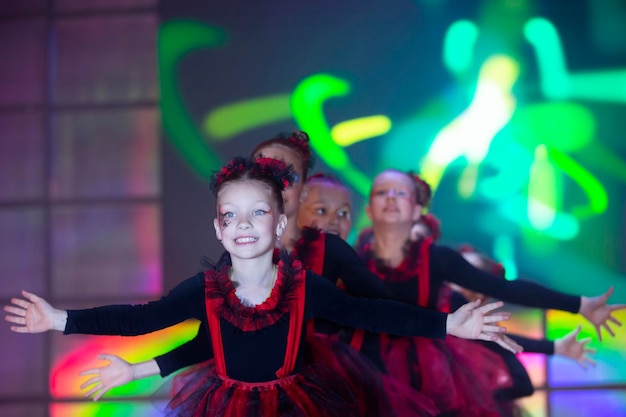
[0,0,625,416]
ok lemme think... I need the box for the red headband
[286,131,312,166]
[210,156,295,196]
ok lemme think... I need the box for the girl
[5,157,511,417]
[353,168,622,416]
[296,173,353,241]
[66,133,426,412]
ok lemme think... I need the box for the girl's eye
[221,212,235,219]
[315,208,326,215]
[253,209,268,216]
[396,190,410,197]
[374,189,387,196]
[337,210,350,218]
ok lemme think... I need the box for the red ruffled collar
[204,257,305,331]
[363,239,424,283]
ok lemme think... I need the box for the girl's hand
[447,300,521,353]
[579,286,625,341]
[554,325,597,370]
[493,333,524,354]
[4,290,66,333]
[80,354,134,401]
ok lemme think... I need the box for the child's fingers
[602,324,616,338]
[476,333,497,342]
[5,315,26,325]
[500,335,523,352]
[482,325,506,333]
[483,313,510,323]
[98,353,116,362]
[21,290,41,303]
[93,389,107,401]
[457,299,481,313]
[607,314,623,325]
[478,301,504,314]
[594,324,603,342]
[80,376,100,389]
[496,338,523,354]
[600,286,614,301]
[84,384,102,398]
[9,325,29,333]
[582,356,597,368]
[583,346,596,355]
[4,305,26,316]
[79,368,101,377]
[8,299,30,310]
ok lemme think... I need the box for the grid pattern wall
[0,1,164,416]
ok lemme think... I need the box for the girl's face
[254,144,305,220]
[366,171,421,227]
[297,182,352,240]
[213,180,286,261]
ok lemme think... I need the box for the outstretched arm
[305,272,521,353]
[4,290,67,333]
[80,354,161,401]
[5,275,206,337]
[500,326,596,370]
[434,246,580,312]
[79,325,214,401]
[433,246,625,340]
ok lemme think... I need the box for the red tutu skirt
[381,335,512,417]
[306,333,438,417]
[163,336,439,417]
[164,359,365,417]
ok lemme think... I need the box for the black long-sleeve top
[383,243,581,313]
[65,270,447,382]
[155,233,400,376]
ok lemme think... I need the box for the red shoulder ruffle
[204,257,305,332]
[293,227,325,273]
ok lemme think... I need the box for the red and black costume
[352,236,581,417]
[154,229,398,376]
[152,230,438,416]
[64,256,444,417]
